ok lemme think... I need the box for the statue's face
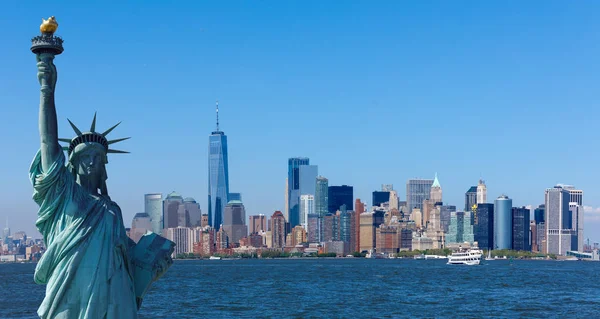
[76,149,104,177]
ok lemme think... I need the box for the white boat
[414,254,426,260]
[447,248,483,265]
[485,250,494,261]
[209,256,221,260]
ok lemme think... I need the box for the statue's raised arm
[37,52,60,172]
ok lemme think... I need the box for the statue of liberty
[29,17,174,318]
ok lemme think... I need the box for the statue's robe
[30,150,138,319]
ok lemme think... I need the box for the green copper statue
[29,17,174,319]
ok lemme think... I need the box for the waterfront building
[512,207,531,251]
[476,180,487,204]
[216,227,229,250]
[130,212,152,243]
[164,227,194,257]
[339,210,352,244]
[354,199,365,252]
[307,214,320,243]
[163,191,184,229]
[287,157,310,228]
[474,203,494,250]
[328,185,354,213]
[545,186,574,255]
[494,195,512,250]
[465,186,477,212]
[300,194,315,231]
[222,200,248,245]
[359,211,385,252]
[249,214,267,234]
[376,225,401,254]
[182,197,202,227]
[406,178,434,211]
[271,211,286,249]
[208,102,230,230]
[144,193,163,234]
[290,225,307,246]
[445,211,475,245]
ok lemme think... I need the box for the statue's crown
[59,113,130,155]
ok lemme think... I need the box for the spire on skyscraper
[216,100,220,131]
[432,172,441,188]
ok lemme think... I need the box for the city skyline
[2,2,600,242]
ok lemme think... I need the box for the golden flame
[40,16,58,34]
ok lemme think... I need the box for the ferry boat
[447,248,483,265]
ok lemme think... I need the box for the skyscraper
[494,195,512,250]
[130,213,152,243]
[248,214,267,234]
[406,178,434,211]
[163,191,184,229]
[144,193,163,234]
[512,207,530,251]
[300,194,315,231]
[562,185,584,252]
[328,185,353,213]
[474,203,494,250]
[208,101,230,230]
[446,211,475,245]
[476,180,487,204]
[182,197,202,227]
[465,186,477,212]
[299,165,318,198]
[430,173,442,204]
[271,211,286,249]
[545,185,572,255]
[372,191,390,207]
[315,176,329,217]
[287,157,310,228]
[355,199,365,252]
[222,200,248,245]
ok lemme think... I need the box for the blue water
[1,259,599,318]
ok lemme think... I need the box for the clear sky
[1,1,599,242]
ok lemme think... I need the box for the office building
[406,178,434,211]
[446,211,475,245]
[222,200,248,245]
[208,102,230,230]
[372,191,390,207]
[440,205,456,233]
[359,211,385,252]
[144,193,163,234]
[354,199,365,252]
[300,194,315,231]
[163,191,184,229]
[474,203,494,250]
[476,180,487,204]
[494,195,512,250]
[287,157,310,228]
[328,185,353,213]
[182,197,202,227]
[130,213,152,243]
[271,211,286,249]
[545,186,575,255]
[248,214,267,234]
[229,193,242,201]
[512,207,530,251]
[430,173,442,204]
[465,186,477,212]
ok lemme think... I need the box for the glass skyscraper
[512,207,530,251]
[288,157,310,228]
[493,195,512,249]
[406,178,434,211]
[328,185,353,213]
[465,186,477,212]
[208,105,230,230]
[474,203,494,250]
[144,193,163,234]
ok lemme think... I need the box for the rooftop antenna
[216,100,220,131]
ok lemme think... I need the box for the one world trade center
[208,101,230,230]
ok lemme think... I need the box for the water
[1,259,599,318]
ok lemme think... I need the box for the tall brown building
[359,211,385,252]
[355,199,365,252]
[249,214,267,234]
[201,214,209,227]
[271,211,286,249]
[290,225,307,246]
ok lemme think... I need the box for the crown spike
[90,112,97,132]
[101,122,121,137]
[58,138,72,143]
[108,137,131,145]
[107,149,130,154]
[67,119,83,136]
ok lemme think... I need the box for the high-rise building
[144,193,163,234]
[287,157,310,228]
[290,225,307,246]
[354,199,365,252]
[228,193,242,201]
[130,212,152,243]
[307,214,320,243]
[545,185,574,255]
[201,214,209,227]
[389,190,399,210]
[494,195,512,250]
[372,191,390,207]
[569,203,584,252]
[164,227,194,257]
[359,211,385,252]
[406,178,434,211]
[446,211,475,245]
[440,205,456,233]
[271,211,286,249]
[222,200,248,245]
[476,180,487,204]
[465,186,477,212]
[430,173,442,204]
[300,194,315,231]
[315,177,329,216]
[474,203,494,250]
[163,192,184,229]
[328,185,353,213]
[284,178,289,221]
[512,207,530,251]
[208,102,230,230]
[534,205,545,224]
[339,210,352,244]
[299,165,318,198]
[182,197,202,227]
[248,214,267,234]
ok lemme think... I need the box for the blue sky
[1,1,600,242]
